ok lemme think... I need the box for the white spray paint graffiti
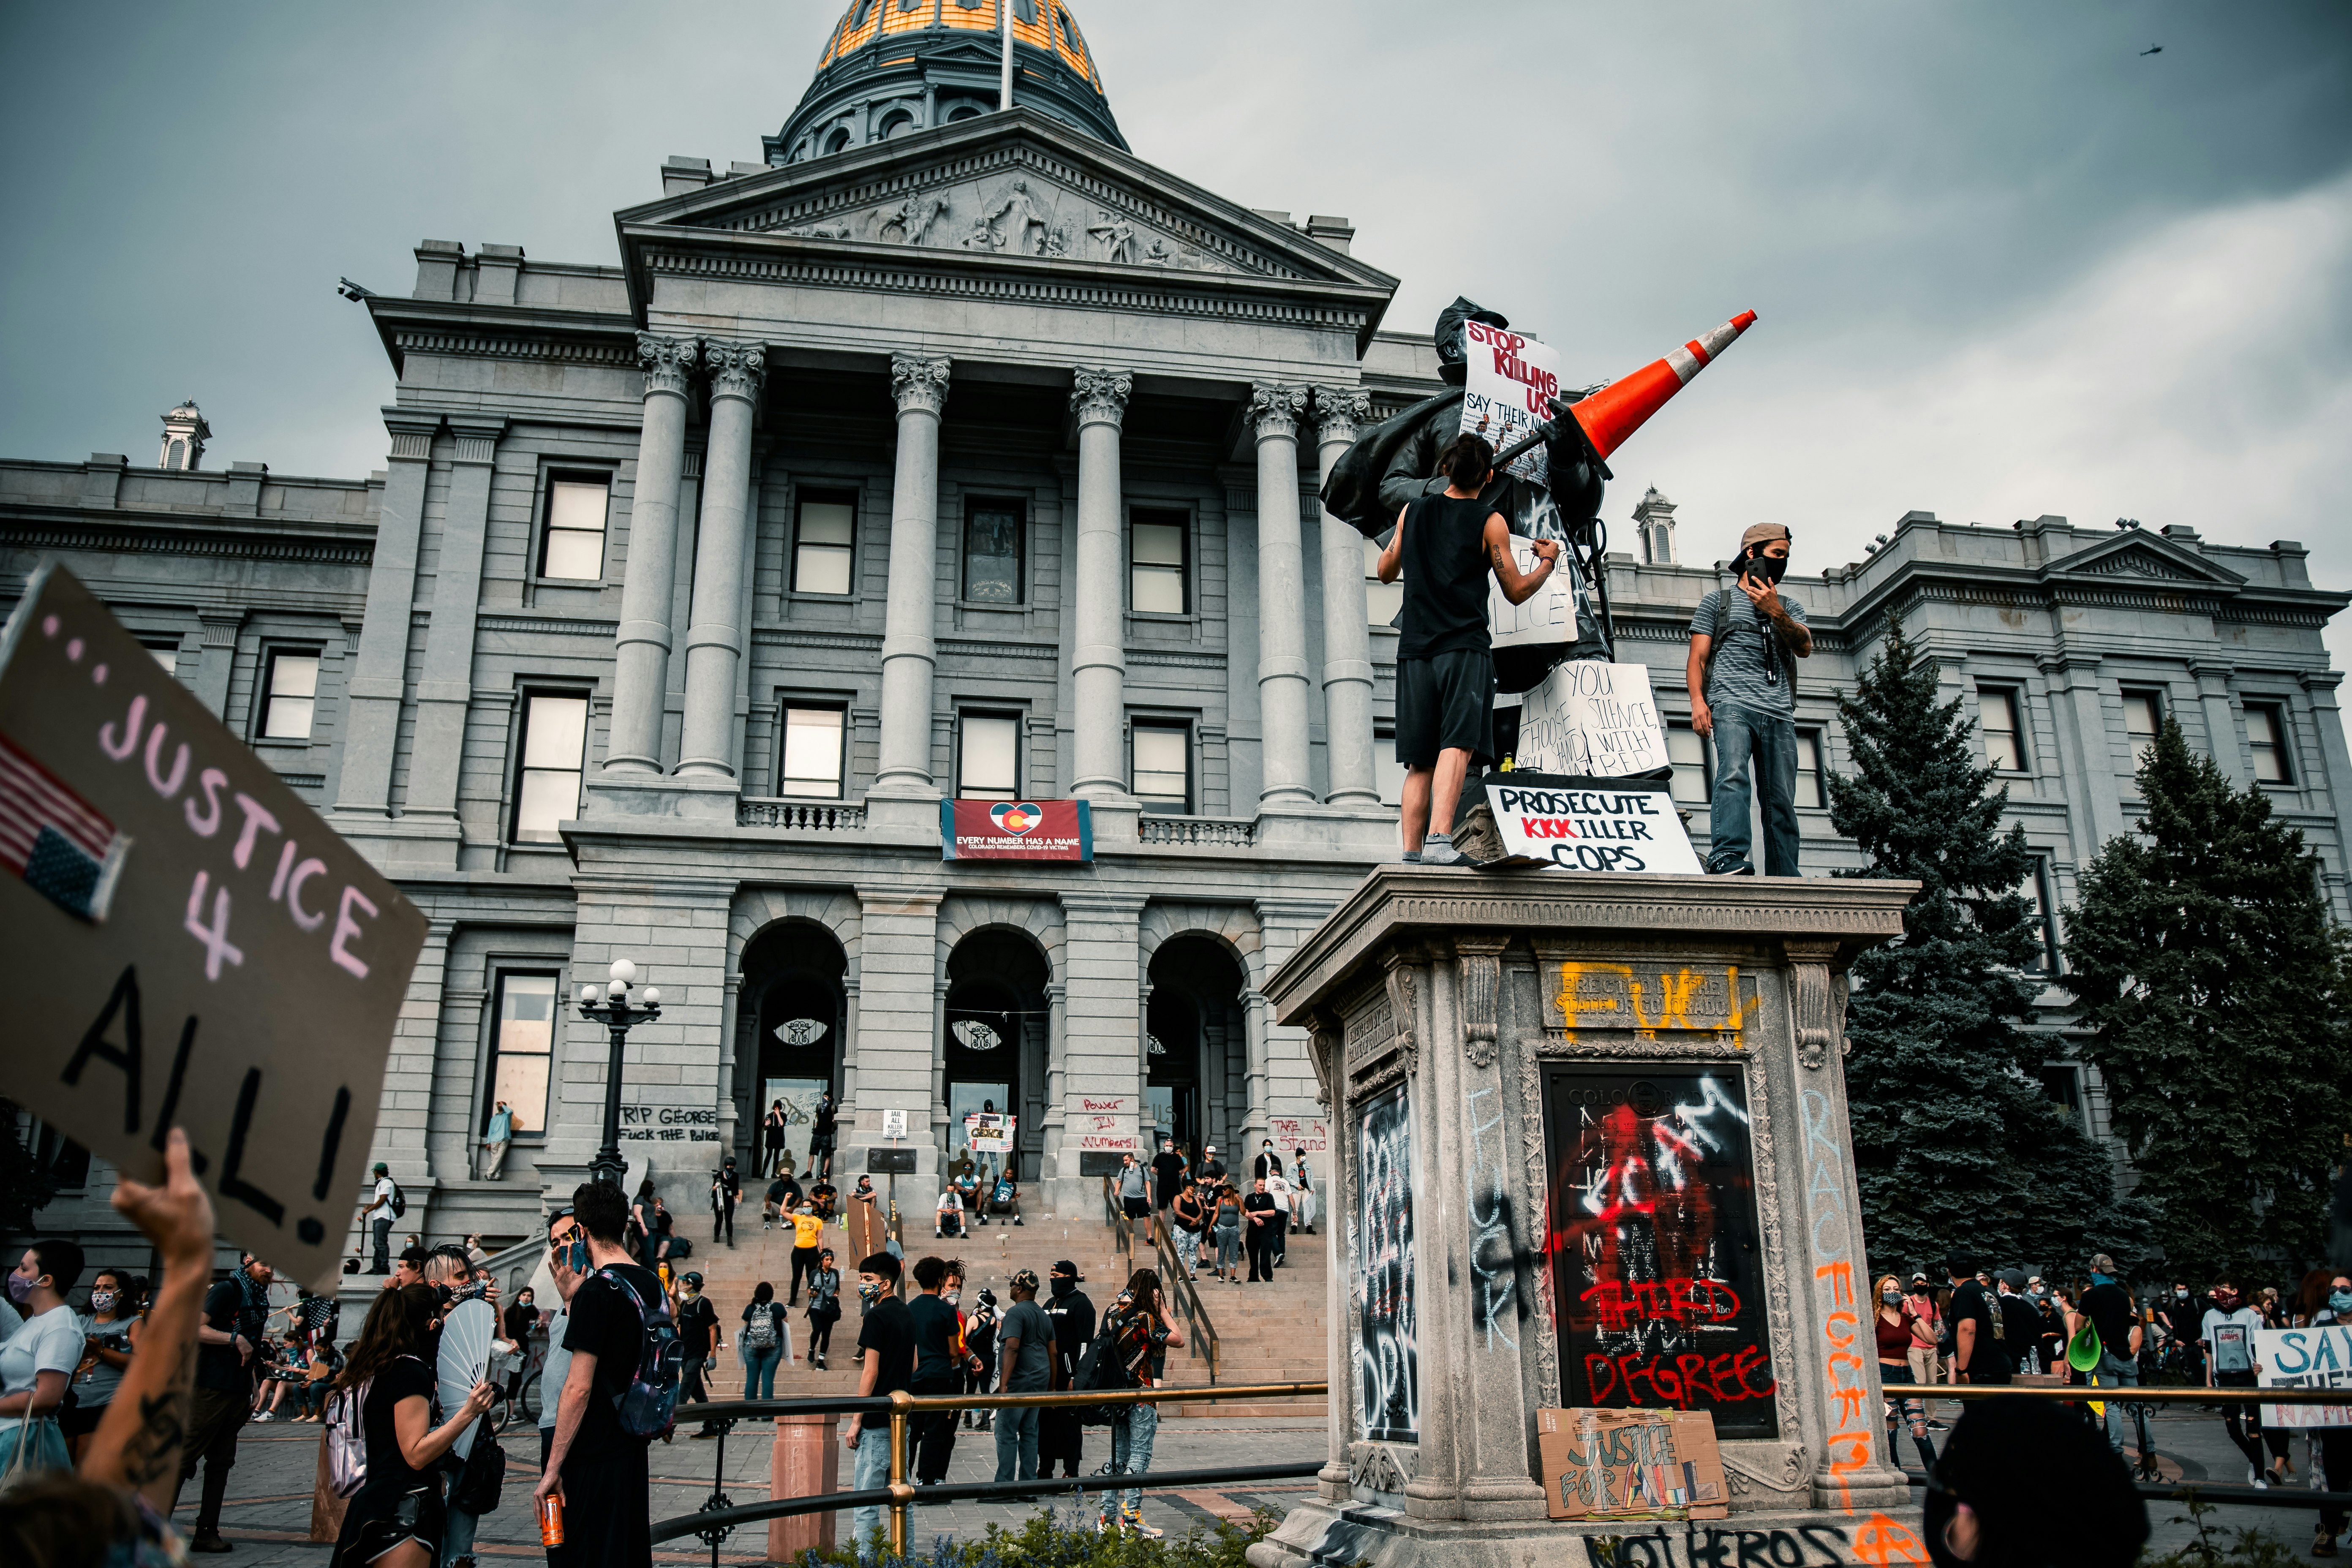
[1358,1084,1418,1441]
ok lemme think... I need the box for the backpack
[741,1302,779,1352]
[324,1375,376,1498]
[1703,586,1799,700]
[593,1267,683,1440]
[450,1424,504,1516]
[1073,1308,1145,1427]
[388,1181,407,1220]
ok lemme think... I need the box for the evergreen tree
[1828,618,2156,1277]
[2063,719,2352,1282]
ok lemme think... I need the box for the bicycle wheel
[519,1371,543,1426]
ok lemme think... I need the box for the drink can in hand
[538,1494,564,1546]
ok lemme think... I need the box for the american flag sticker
[0,729,130,922]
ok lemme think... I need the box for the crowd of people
[1108,1137,1317,1286]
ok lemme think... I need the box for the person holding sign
[1687,523,1811,876]
[1376,432,1561,866]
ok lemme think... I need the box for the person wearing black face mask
[1687,521,1811,876]
[1038,1262,1094,1480]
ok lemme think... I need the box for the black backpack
[1072,1311,1142,1427]
[450,1426,504,1516]
[389,1181,407,1220]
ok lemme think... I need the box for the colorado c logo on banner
[990,801,1043,836]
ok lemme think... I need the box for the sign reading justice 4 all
[1481,775,1703,874]
[0,565,428,1290]
[941,798,1093,861]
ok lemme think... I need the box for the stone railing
[1137,815,1256,849]
[737,798,867,832]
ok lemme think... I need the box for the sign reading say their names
[1482,775,1703,875]
[1513,661,1671,779]
[0,564,427,1291]
[2258,1326,2352,1427]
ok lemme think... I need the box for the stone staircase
[678,1192,1330,1421]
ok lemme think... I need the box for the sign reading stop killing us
[1482,776,1703,874]
[1460,319,1563,487]
[0,564,427,1290]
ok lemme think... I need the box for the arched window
[878,110,916,140]
[946,104,982,122]
[824,126,853,155]
[166,440,185,471]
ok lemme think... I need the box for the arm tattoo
[122,1385,190,1486]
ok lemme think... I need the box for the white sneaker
[2250,1465,2270,1489]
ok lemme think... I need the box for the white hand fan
[436,1297,497,1461]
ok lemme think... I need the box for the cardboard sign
[880,1108,910,1140]
[1537,1407,1730,1521]
[2259,1326,2352,1427]
[1075,1093,1139,1154]
[941,798,1092,861]
[1487,534,1576,653]
[965,1112,1015,1155]
[1460,320,1563,487]
[0,565,426,1291]
[1514,661,1671,778]
[1482,776,1703,874]
[1269,1116,1328,1154]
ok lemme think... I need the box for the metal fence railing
[649,1381,1328,1562]
[1099,1174,1221,1384]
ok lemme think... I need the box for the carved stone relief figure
[1087,209,1136,264]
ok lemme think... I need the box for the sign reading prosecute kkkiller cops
[1481,775,1704,874]
[0,564,427,1290]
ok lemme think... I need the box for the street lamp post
[580,958,662,1189]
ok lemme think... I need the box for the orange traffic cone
[1568,311,1758,460]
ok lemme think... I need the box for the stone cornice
[0,512,375,567]
[365,296,638,378]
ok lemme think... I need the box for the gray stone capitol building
[10,0,2351,1271]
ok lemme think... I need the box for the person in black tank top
[1375,432,1561,865]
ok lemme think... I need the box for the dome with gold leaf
[767,0,1124,166]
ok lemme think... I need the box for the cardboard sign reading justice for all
[0,565,427,1290]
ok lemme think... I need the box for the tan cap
[1740,523,1791,550]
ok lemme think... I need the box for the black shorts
[1396,648,1496,769]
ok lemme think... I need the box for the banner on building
[2258,1326,2352,1427]
[1075,1093,1139,1154]
[1269,1116,1329,1154]
[941,798,1092,861]
[1512,662,1671,779]
[1481,775,1703,874]
[1460,320,1562,487]
[0,564,429,1292]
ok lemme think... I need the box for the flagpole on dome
[999,0,1014,110]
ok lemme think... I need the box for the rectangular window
[1364,536,1403,627]
[1130,511,1189,615]
[2020,858,2060,973]
[2247,703,2293,784]
[778,704,847,798]
[792,493,856,596]
[147,643,180,674]
[258,650,321,740]
[1981,687,2027,771]
[1375,726,1404,807]
[962,498,1025,604]
[2121,688,2164,756]
[1794,729,1826,810]
[1666,723,1710,806]
[539,474,610,580]
[2038,1064,2082,1128]
[1132,722,1190,813]
[487,972,558,1135]
[957,711,1021,799]
[512,691,589,842]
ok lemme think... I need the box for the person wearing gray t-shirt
[993,1270,1055,1487]
[1687,522,1812,876]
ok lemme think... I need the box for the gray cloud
[5,0,2348,656]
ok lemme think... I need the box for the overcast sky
[5,1,2348,657]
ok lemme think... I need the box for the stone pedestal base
[861,785,944,841]
[1250,1495,1929,1568]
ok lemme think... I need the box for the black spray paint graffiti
[1465,1083,1541,1352]
[1358,1083,1417,1442]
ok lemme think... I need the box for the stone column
[1312,387,1379,805]
[2038,653,2125,852]
[1069,369,1134,799]
[1241,987,1270,1154]
[2191,660,2248,785]
[677,341,765,779]
[2303,671,2352,915]
[1055,891,1146,1209]
[1305,1016,1351,1504]
[1043,980,1067,1180]
[1252,384,1315,806]
[407,416,507,828]
[605,333,698,775]
[334,408,440,818]
[873,354,951,801]
[193,612,244,719]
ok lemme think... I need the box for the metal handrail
[1100,1173,1134,1270]
[1897,1467,2352,1514]
[1097,1174,1223,1384]
[1883,1383,2352,1404]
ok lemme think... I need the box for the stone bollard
[770,1411,841,1558]
[1249,867,1925,1568]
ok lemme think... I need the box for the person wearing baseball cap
[994,1269,1053,1492]
[1686,520,1810,876]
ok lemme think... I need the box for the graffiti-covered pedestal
[1249,869,1925,1568]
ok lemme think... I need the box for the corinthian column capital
[1070,368,1133,428]
[636,332,700,399]
[1250,382,1308,442]
[703,340,768,403]
[1310,385,1372,446]
[890,353,952,416]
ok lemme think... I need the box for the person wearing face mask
[844,1253,911,1562]
[1038,1261,1094,1480]
[675,1272,724,1437]
[905,1256,962,1483]
[805,1251,841,1370]
[64,1267,138,1462]
[1687,520,1811,876]
[2310,1274,2352,1556]
[1873,1274,1935,1471]
[2201,1276,2273,1486]
[0,1239,85,1482]
[2067,1254,2151,1470]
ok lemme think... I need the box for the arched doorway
[739,920,848,1178]
[1147,935,1248,1159]
[943,929,1049,1181]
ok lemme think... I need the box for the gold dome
[818,0,1102,92]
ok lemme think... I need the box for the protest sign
[1535,1406,1727,1521]
[2258,1325,2352,1427]
[1487,534,1576,657]
[966,1112,1015,1155]
[1513,661,1671,779]
[1461,320,1563,487]
[0,564,427,1291]
[1481,776,1703,875]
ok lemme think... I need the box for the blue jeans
[2089,1350,2149,1454]
[742,1345,781,1402]
[1707,704,1801,876]
[1109,1400,1158,1513]
[994,1402,1040,1484]
[850,1424,893,1561]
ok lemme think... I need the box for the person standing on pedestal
[1376,433,1560,866]
[1687,522,1812,877]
